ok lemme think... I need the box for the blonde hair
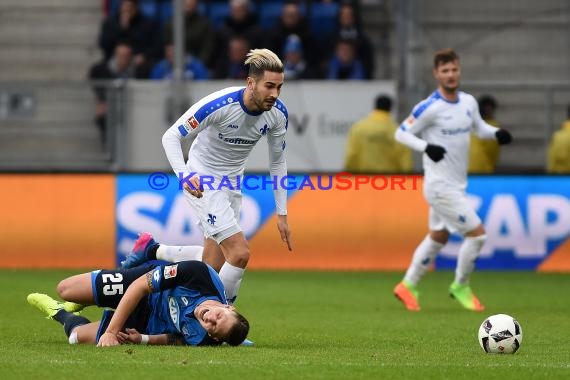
[245,48,284,78]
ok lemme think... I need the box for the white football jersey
[163,86,289,214]
[397,91,497,194]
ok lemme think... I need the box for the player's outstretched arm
[117,328,184,346]
[97,272,152,347]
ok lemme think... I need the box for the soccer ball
[478,314,523,354]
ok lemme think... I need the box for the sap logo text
[442,194,570,259]
[168,297,179,326]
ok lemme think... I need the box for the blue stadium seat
[139,0,159,20]
[259,2,306,30]
[309,2,339,37]
[108,0,159,21]
[207,3,230,28]
[159,1,173,23]
[158,1,208,24]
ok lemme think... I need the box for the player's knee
[227,246,250,268]
[56,279,71,300]
[466,224,486,237]
[430,230,449,244]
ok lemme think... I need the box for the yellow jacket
[468,118,500,173]
[548,120,570,173]
[344,110,413,173]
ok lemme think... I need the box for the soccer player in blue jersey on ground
[156,48,293,306]
[27,260,249,347]
[393,48,512,312]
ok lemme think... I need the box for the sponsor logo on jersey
[217,133,255,145]
[168,297,179,326]
[185,116,199,130]
[441,127,470,136]
[164,264,178,279]
[227,124,239,129]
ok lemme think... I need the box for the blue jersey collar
[238,88,264,116]
[435,90,459,104]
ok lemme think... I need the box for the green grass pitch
[0,270,569,379]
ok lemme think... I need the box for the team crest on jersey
[164,264,178,279]
[184,116,199,130]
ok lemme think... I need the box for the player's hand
[183,175,203,198]
[117,328,142,344]
[425,144,446,162]
[277,215,293,251]
[97,331,120,347]
[495,129,512,145]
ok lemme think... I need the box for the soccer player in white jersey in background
[157,48,293,304]
[393,48,512,312]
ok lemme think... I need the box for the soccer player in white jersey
[393,48,512,312]
[159,48,293,304]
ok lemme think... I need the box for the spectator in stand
[149,43,209,80]
[326,39,366,80]
[282,34,318,80]
[88,41,140,144]
[163,0,217,71]
[98,0,162,76]
[468,95,501,173]
[547,104,570,173]
[344,94,413,173]
[265,0,320,68]
[213,36,250,80]
[326,1,375,79]
[218,0,263,51]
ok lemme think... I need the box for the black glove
[425,144,446,162]
[495,129,512,145]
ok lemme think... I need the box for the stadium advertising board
[0,174,567,270]
[121,80,396,172]
[115,174,570,272]
[0,174,115,268]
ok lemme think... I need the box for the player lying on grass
[27,260,249,347]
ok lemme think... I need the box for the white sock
[403,235,444,286]
[219,262,245,303]
[68,330,79,345]
[455,235,487,285]
[156,245,203,263]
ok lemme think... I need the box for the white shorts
[183,187,242,244]
[426,191,481,235]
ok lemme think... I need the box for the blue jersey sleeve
[150,260,224,300]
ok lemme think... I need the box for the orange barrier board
[0,174,115,269]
